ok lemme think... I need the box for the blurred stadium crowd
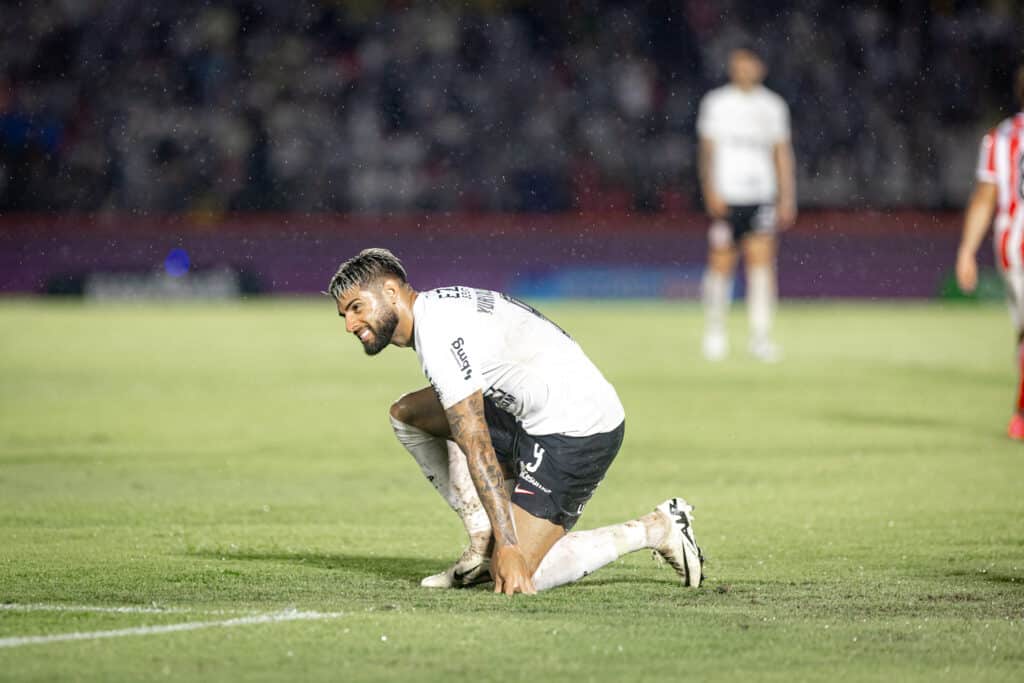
[0,0,1019,214]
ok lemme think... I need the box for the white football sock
[390,416,491,550]
[531,520,651,592]
[446,440,490,537]
[702,269,733,337]
[747,264,776,342]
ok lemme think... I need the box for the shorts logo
[517,470,551,494]
[513,485,535,496]
[449,338,472,380]
[517,445,550,494]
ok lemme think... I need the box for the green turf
[1,298,1022,682]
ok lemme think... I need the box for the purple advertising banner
[0,211,972,298]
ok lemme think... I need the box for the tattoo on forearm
[446,392,517,547]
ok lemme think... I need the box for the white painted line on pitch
[0,609,344,649]
[1,603,196,615]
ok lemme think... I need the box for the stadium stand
[0,0,1019,214]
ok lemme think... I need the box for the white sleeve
[772,97,791,143]
[418,312,488,410]
[976,133,996,184]
[696,93,718,140]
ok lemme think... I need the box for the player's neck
[393,289,418,349]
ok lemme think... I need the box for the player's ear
[381,279,399,303]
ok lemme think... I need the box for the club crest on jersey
[449,337,472,380]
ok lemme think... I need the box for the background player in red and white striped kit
[957,66,1024,439]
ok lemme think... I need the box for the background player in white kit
[697,48,797,362]
[327,248,704,595]
[956,66,1024,440]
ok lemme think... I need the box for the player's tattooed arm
[445,391,517,548]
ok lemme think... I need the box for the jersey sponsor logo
[474,289,495,314]
[484,386,516,412]
[449,337,472,380]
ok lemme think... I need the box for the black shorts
[711,204,776,245]
[483,399,624,531]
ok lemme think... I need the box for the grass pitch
[1,298,1022,682]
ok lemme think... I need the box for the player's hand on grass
[956,249,978,294]
[492,544,536,596]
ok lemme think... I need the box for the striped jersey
[978,113,1024,269]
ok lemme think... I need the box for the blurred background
[0,0,1020,299]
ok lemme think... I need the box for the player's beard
[362,308,399,355]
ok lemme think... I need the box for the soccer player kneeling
[326,249,704,594]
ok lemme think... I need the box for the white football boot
[653,497,704,587]
[420,546,491,589]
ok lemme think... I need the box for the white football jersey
[697,84,790,205]
[412,287,625,437]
